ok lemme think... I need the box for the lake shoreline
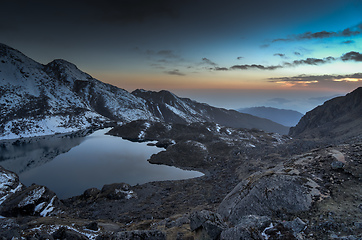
[0,127,203,199]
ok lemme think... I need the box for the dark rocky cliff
[289,87,362,142]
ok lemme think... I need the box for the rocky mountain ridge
[0,43,288,139]
[290,87,362,142]
[132,89,289,134]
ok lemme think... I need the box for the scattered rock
[262,223,296,240]
[85,221,98,231]
[82,188,100,199]
[281,217,307,235]
[220,215,271,240]
[354,222,362,229]
[0,217,21,239]
[106,230,166,240]
[52,227,88,240]
[99,183,136,200]
[165,215,190,228]
[190,210,228,240]
[331,161,345,170]
[155,139,175,149]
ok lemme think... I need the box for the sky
[1,0,362,113]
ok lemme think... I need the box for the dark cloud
[227,56,335,71]
[274,53,287,58]
[341,51,362,61]
[146,49,181,59]
[202,58,217,66]
[164,69,186,76]
[150,63,165,69]
[272,22,362,42]
[285,56,336,66]
[294,52,301,56]
[214,67,229,71]
[341,40,355,44]
[209,50,362,72]
[157,50,181,59]
[230,64,282,70]
[268,73,362,83]
[260,44,270,48]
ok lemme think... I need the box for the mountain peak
[47,59,79,69]
[44,59,92,83]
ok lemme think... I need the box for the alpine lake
[0,128,203,199]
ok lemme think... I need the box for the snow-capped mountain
[0,43,288,139]
[0,43,155,139]
[132,89,289,134]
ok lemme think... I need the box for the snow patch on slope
[0,168,23,205]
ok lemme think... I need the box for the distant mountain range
[0,43,289,139]
[290,87,362,142]
[237,107,303,127]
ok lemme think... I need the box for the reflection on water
[0,129,203,199]
[0,129,92,174]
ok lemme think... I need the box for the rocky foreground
[0,120,361,239]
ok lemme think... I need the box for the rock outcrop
[289,87,362,142]
[0,184,62,217]
[218,173,322,224]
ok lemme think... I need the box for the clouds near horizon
[271,22,362,43]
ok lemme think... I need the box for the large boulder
[99,183,137,200]
[218,172,322,224]
[0,166,23,206]
[0,184,62,217]
[189,210,228,240]
[52,227,88,240]
[220,215,271,240]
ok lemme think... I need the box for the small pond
[0,128,203,199]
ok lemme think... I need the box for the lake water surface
[0,129,203,199]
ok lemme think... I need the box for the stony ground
[0,120,361,239]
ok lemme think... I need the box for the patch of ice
[138,122,151,139]
[34,202,47,213]
[30,224,99,240]
[115,189,136,200]
[261,223,274,240]
[216,124,221,132]
[40,196,56,217]
[186,140,207,151]
[164,103,201,123]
